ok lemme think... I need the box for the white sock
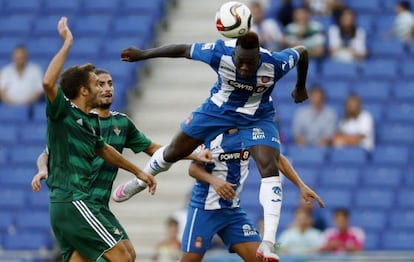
[259,176,282,245]
[143,146,173,176]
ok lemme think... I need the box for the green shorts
[50,200,126,262]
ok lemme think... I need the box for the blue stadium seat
[404,166,414,186]
[10,145,44,165]
[393,81,414,101]
[73,15,112,36]
[322,60,358,78]
[401,61,414,78]
[43,0,80,14]
[112,15,156,45]
[281,188,300,210]
[355,188,394,209]
[0,147,7,164]
[361,166,402,187]
[397,188,414,208]
[272,79,296,103]
[0,105,30,123]
[69,37,102,59]
[3,0,42,14]
[390,210,414,230]
[0,189,25,210]
[292,166,318,187]
[0,167,36,188]
[329,147,368,165]
[357,14,373,32]
[0,125,19,145]
[370,39,405,57]
[371,145,410,165]
[317,188,352,208]
[0,15,34,37]
[377,123,414,144]
[321,81,350,103]
[352,81,390,102]
[361,59,398,79]
[362,102,383,122]
[320,166,360,187]
[120,0,166,19]
[81,0,118,14]
[364,230,380,251]
[374,15,396,34]
[16,211,51,232]
[347,0,381,13]
[277,103,298,127]
[278,208,295,231]
[385,103,414,122]
[20,123,46,144]
[101,37,146,58]
[3,232,53,250]
[287,146,327,165]
[0,213,14,233]
[27,190,49,210]
[27,37,62,59]
[382,230,414,250]
[31,16,63,36]
[32,103,46,122]
[352,209,387,230]
[0,37,25,56]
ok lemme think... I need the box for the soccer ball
[215,1,252,38]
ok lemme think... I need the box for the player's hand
[194,148,214,164]
[299,184,325,208]
[57,17,73,43]
[137,172,157,195]
[291,87,308,103]
[31,171,48,192]
[211,178,236,201]
[121,47,144,62]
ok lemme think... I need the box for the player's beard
[98,102,112,109]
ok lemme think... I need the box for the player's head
[60,63,100,107]
[95,68,114,109]
[333,208,350,232]
[396,1,411,13]
[234,32,260,78]
[13,45,28,69]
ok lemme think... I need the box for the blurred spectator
[319,208,365,253]
[170,190,191,241]
[285,7,326,58]
[0,45,43,105]
[304,0,346,23]
[328,9,367,63]
[298,197,327,231]
[393,1,414,45]
[276,0,295,27]
[250,1,285,51]
[153,217,181,262]
[278,207,323,255]
[292,86,337,146]
[330,94,374,151]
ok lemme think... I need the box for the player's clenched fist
[57,17,73,43]
[121,47,144,62]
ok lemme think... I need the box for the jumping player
[113,32,314,261]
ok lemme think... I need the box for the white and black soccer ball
[215,1,252,38]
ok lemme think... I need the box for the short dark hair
[398,1,411,10]
[334,208,349,218]
[236,32,259,49]
[59,63,96,99]
[95,68,110,76]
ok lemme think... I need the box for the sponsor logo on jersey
[194,236,203,249]
[228,80,267,93]
[218,149,250,161]
[113,126,121,136]
[272,186,282,202]
[252,127,266,140]
[242,224,258,237]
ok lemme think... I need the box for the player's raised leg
[231,242,262,262]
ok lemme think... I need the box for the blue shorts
[180,101,280,150]
[181,206,261,254]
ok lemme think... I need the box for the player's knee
[256,158,279,178]
[180,252,203,262]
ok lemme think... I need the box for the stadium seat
[0,37,25,57]
[10,145,44,165]
[329,147,368,165]
[382,230,414,250]
[287,146,327,165]
[81,0,118,14]
[364,230,380,251]
[112,15,156,44]
[317,188,352,208]
[20,123,46,144]
[370,39,405,57]
[280,188,300,210]
[27,190,49,210]
[277,103,299,127]
[361,59,398,79]
[0,189,25,210]
[377,123,414,144]
[292,166,318,187]
[397,188,414,208]
[352,81,390,102]
[352,209,387,230]
[362,102,384,122]
[31,15,63,36]
[26,37,62,59]
[0,125,19,145]
[0,105,30,123]
[101,37,146,58]
[3,0,42,14]
[16,211,51,232]
[278,208,295,232]
[0,167,36,188]
[401,61,414,78]
[320,166,360,187]
[0,147,7,164]
[361,166,402,187]
[72,15,112,37]
[3,232,53,250]
[70,36,102,59]
[371,145,410,165]
[321,81,350,103]
[347,0,381,13]
[43,0,80,14]
[393,81,414,102]
[385,103,414,122]
[272,79,296,102]
[322,60,359,78]
[355,188,394,209]
[390,210,414,230]
[120,0,166,20]
[0,213,14,234]
[404,166,414,185]
[357,14,374,32]
[0,15,34,37]
[32,103,46,122]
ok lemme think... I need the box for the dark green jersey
[89,112,152,206]
[46,88,105,202]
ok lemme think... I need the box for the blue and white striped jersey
[189,130,250,210]
[190,39,299,120]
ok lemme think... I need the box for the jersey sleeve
[125,117,152,153]
[190,41,218,64]
[271,48,300,79]
[46,88,69,121]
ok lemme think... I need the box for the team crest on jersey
[194,236,203,249]
[252,128,266,140]
[113,227,121,235]
[113,126,121,136]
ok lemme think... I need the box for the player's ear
[79,85,89,96]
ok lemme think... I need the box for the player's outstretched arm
[291,45,309,104]
[279,154,325,208]
[42,17,73,102]
[97,143,157,194]
[121,44,192,62]
[31,151,49,192]
[189,161,236,201]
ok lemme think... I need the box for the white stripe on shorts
[186,207,199,252]
[72,200,117,247]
